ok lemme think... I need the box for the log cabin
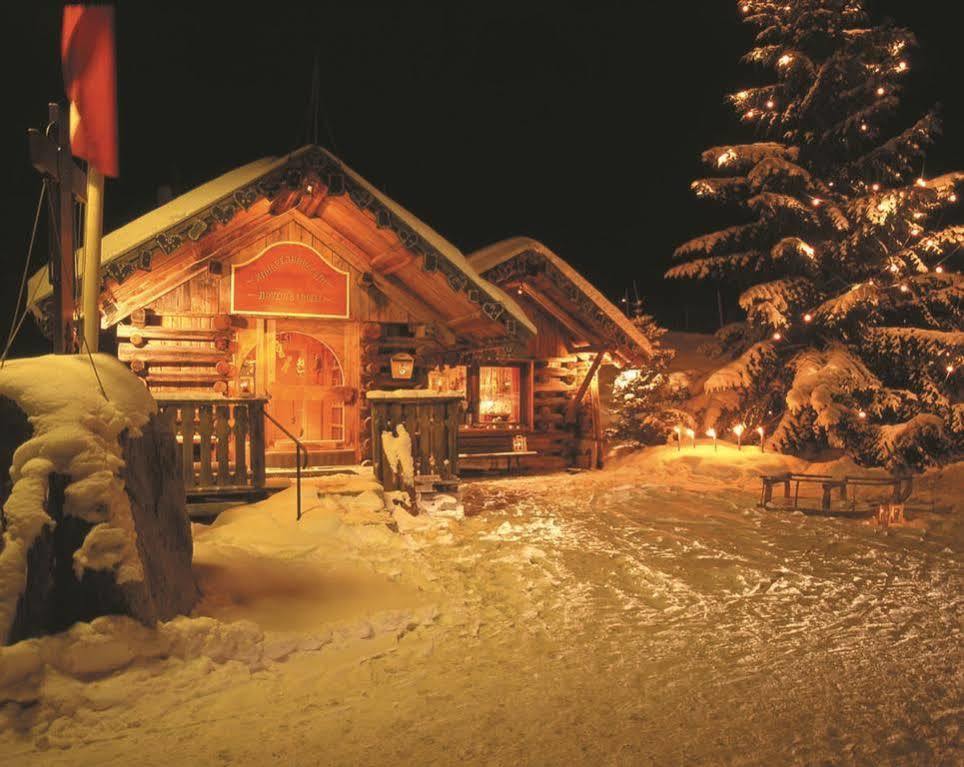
[26,146,651,499]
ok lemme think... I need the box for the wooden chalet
[459,237,653,472]
[27,149,649,498]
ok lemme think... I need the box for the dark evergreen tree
[668,0,963,468]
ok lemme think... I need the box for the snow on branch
[785,345,880,433]
[739,278,817,329]
[704,341,776,393]
[701,142,795,171]
[673,223,761,260]
[814,282,880,324]
[665,252,760,280]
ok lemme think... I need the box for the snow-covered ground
[1,447,961,766]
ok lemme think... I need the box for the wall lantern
[390,352,415,380]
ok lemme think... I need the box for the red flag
[62,5,118,177]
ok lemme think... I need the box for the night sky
[3,1,961,357]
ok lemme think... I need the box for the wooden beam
[517,283,602,348]
[566,351,606,423]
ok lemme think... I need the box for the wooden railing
[156,396,266,496]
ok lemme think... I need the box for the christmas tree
[667,0,963,469]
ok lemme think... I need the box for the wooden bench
[760,472,913,513]
[458,430,539,473]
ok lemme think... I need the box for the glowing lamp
[858,410,867,419]
[390,352,415,380]
[706,428,717,452]
[756,426,765,452]
[913,211,924,219]
[777,54,793,67]
[947,365,956,374]
[950,193,958,203]
[896,61,908,72]
[305,184,314,194]
[889,263,900,273]
[916,177,927,188]
[871,183,880,192]
[810,197,823,207]
[860,123,868,132]
[804,313,812,323]
[686,428,696,449]
[935,266,944,274]
[732,423,745,450]
[772,332,782,341]
[876,87,885,96]
[899,284,909,293]
[766,99,775,109]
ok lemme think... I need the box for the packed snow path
[2,449,960,766]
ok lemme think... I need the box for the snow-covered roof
[26,146,535,337]
[468,237,653,359]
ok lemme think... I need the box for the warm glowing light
[772,332,782,341]
[717,148,738,167]
[803,313,812,322]
[734,90,749,102]
[950,193,958,203]
[935,265,944,274]
[913,211,924,219]
[899,284,909,293]
[777,54,793,67]
[889,263,900,273]
[876,87,885,96]
[800,242,815,258]
[858,410,867,419]
[706,428,716,438]
[685,428,695,437]
[860,123,868,132]
[896,60,908,72]
[742,3,750,12]
[828,181,835,187]
[810,197,822,207]
[745,109,757,119]
[916,177,927,188]
[766,99,775,109]
[732,424,745,436]
[871,183,880,192]
[910,225,922,236]
[947,365,956,374]
[305,184,314,194]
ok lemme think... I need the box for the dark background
[2,1,960,357]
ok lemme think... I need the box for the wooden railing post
[249,399,266,490]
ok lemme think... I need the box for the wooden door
[268,332,347,447]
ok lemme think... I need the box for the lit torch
[732,423,745,450]
[756,426,765,453]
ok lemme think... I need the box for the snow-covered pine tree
[667,0,963,469]
[606,308,688,447]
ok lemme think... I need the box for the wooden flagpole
[81,165,104,352]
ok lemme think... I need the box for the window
[478,366,521,424]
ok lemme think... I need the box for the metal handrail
[263,409,308,521]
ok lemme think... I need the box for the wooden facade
[28,150,650,492]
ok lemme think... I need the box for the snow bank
[0,355,156,642]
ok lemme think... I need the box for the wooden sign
[231,241,349,318]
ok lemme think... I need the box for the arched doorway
[263,332,351,464]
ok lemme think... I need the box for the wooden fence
[156,396,266,496]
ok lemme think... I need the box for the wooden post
[566,351,606,424]
[28,103,87,353]
[82,165,105,352]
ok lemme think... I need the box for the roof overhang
[28,146,536,347]
[468,237,654,366]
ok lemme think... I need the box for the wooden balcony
[155,396,267,498]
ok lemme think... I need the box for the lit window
[479,366,521,424]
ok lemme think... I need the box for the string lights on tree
[666,0,963,470]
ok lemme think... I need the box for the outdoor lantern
[390,352,415,380]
